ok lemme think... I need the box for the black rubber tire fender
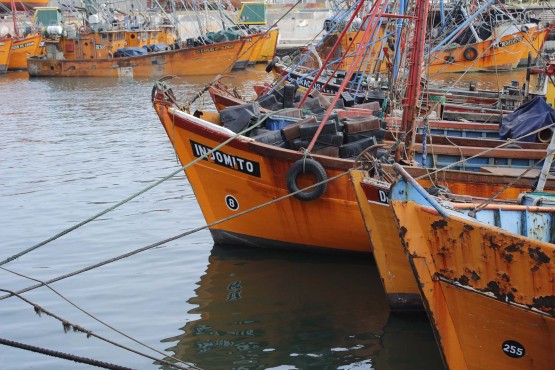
[463,47,478,61]
[286,158,328,201]
[265,56,279,73]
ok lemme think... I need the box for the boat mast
[10,0,19,38]
[400,0,430,161]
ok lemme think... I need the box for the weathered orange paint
[27,38,245,77]
[251,28,279,63]
[8,33,43,70]
[428,29,529,73]
[153,101,372,253]
[392,199,555,370]
[0,38,13,73]
[521,24,552,64]
[351,167,555,311]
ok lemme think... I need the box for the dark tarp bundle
[205,30,240,43]
[500,96,555,142]
[114,47,147,57]
[144,43,167,52]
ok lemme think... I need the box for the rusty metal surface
[398,201,554,315]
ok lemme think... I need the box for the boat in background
[0,37,13,72]
[8,32,43,70]
[28,37,244,77]
[1,0,45,70]
[0,0,47,11]
[520,22,552,66]
[388,163,555,370]
[27,6,246,77]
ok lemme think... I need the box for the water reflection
[164,245,443,370]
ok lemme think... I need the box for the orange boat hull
[392,198,555,370]
[27,39,244,77]
[520,25,552,65]
[250,28,279,63]
[428,30,527,73]
[8,34,43,70]
[351,167,555,311]
[0,38,12,73]
[153,103,371,253]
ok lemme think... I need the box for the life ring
[79,25,88,34]
[463,47,478,61]
[265,56,279,73]
[286,158,327,201]
[444,55,456,64]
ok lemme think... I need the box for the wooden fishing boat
[388,163,555,369]
[428,26,529,73]
[153,87,373,253]
[245,27,279,64]
[8,32,43,70]
[520,23,553,66]
[0,37,13,73]
[2,0,45,70]
[351,162,555,310]
[27,34,245,77]
[233,28,279,69]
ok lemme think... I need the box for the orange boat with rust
[0,38,13,73]
[233,28,279,69]
[8,33,43,70]
[519,23,552,65]
[388,163,555,370]
[27,29,245,77]
[351,162,555,310]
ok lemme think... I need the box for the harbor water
[0,66,528,369]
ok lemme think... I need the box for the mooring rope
[468,146,555,217]
[0,103,287,267]
[0,337,133,370]
[0,168,355,303]
[0,289,194,370]
[0,267,197,369]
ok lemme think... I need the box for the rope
[0,267,197,369]
[467,146,555,217]
[0,289,195,370]
[0,168,355,303]
[0,337,133,370]
[0,95,288,267]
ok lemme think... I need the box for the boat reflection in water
[161,245,444,369]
